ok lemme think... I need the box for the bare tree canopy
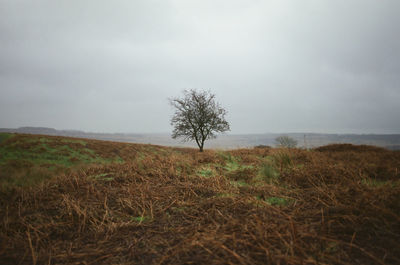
[275,135,298,148]
[170,89,230,152]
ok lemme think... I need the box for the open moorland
[0,133,399,264]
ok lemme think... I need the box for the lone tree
[170,89,230,152]
[275,135,298,148]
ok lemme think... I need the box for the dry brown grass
[0,137,399,264]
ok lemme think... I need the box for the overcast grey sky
[1,0,399,134]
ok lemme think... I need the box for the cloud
[1,0,399,133]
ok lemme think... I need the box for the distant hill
[0,126,83,136]
[1,126,400,150]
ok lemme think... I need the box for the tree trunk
[199,138,205,152]
[194,135,202,152]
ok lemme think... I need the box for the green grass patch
[0,139,122,167]
[0,135,124,189]
[272,152,292,168]
[90,173,114,181]
[0,162,59,189]
[39,137,50,143]
[217,152,258,185]
[216,193,236,198]
[230,180,249,187]
[361,178,390,187]
[60,138,87,146]
[220,153,245,172]
[264,196,290,206]
[219,152,256,185]
[0,133,13,144]
[196,165,216,178]
[224,160,240,172]
[258,163,280,184]
[218,152,236,163]
[254,196,291,206]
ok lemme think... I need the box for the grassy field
[0,133,399,264]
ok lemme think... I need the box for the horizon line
[1,126,400,136]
